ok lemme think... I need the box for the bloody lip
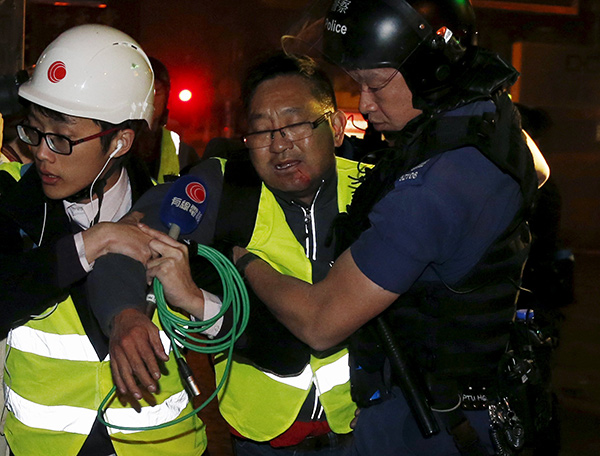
[274,160,300,172]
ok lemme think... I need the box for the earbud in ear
[109,140,124,159]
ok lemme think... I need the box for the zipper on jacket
[293,184,322,261]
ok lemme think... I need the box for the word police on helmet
[283,0,477,101]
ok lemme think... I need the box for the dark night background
[2,0,600,454]
[17,0,600,251]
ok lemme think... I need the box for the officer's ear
[331,110,346,148]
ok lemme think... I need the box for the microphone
[146,175,209,398]
[146,175,209,310]
[159,174,208,239]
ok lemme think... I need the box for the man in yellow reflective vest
[133,57,199,184]
[91,52,373,454]
[0,25,206,455]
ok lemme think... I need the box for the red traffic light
[178,89,192,102]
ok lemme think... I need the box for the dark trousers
[349,387,494,456]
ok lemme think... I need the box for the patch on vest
[396,159,430,184]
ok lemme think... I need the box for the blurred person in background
[133,56,199,183]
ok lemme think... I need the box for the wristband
[235,252,261,277]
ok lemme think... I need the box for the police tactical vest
[395,94,537,380]
[337,92,538,391]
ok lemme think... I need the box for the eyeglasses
[348,69,399,93]
[242,111,333,149]
[16,124,120,156]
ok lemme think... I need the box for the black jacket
[0,157,152,344]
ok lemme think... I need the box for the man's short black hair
[241,51,337,114]
[149,57,170,88]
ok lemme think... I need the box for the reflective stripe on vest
[157,128,182,184]
[7,325,171,362]
[5,296,206,454]
[216,157,369,441]
[104,390,189,435]
[313,353,350,394]
[6,388,95,434]
[263,353,349,393]
[170,129,181,155]
[263,363,313,390]
[8,324,101,361]
[5,387,188,436]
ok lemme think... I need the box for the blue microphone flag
[159,174,208,236]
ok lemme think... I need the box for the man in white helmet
[0,24,206,455]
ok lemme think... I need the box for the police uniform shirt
[350,101,523,293]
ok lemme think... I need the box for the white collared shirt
[64,168,132,272]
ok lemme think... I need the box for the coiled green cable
[97,243,250,431]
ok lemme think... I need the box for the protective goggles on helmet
[16,124,120,156]
[242,111,333,149]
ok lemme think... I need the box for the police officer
[0,24,206,455]
[228,0,543,454]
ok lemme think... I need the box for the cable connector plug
[176,356,201,397]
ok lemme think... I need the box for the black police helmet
[323,0,477,97]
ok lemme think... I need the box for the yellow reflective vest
[215,156,369,441]
[1,162,206,455]
[0,161,21,181]
[157,128,183,184]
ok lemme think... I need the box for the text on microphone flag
[169,197,203,223]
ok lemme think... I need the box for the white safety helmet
[19,24,154,126]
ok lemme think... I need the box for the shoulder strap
[213,157,262,247]
[424,93,536,204]
[125,155,155,204]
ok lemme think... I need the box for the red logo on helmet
[185,182,206,204]
[47,61,67,83]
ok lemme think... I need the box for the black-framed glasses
[242,111,333,149]
[16,124,120,156]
